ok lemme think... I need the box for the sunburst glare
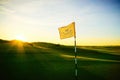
[15,34,27,42]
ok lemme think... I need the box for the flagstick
[58,22,77,79]
[74,36,77,80]
[74,22,77,80]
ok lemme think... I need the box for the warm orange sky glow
[0,0,120,46]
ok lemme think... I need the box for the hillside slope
[0,41,120,80]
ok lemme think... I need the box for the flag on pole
[58,22,78,80]
[58,22,76,39]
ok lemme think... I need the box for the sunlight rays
[11,40,25,54]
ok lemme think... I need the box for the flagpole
[74,22,77,80]
[74,36,77,80]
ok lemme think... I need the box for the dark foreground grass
[0,42,120,80]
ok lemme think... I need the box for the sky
[0,0,120,46]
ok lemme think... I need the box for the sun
[15,34,27,42]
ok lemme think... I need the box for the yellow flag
[58,22,76,39]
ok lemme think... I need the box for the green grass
[0,41,120,80]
